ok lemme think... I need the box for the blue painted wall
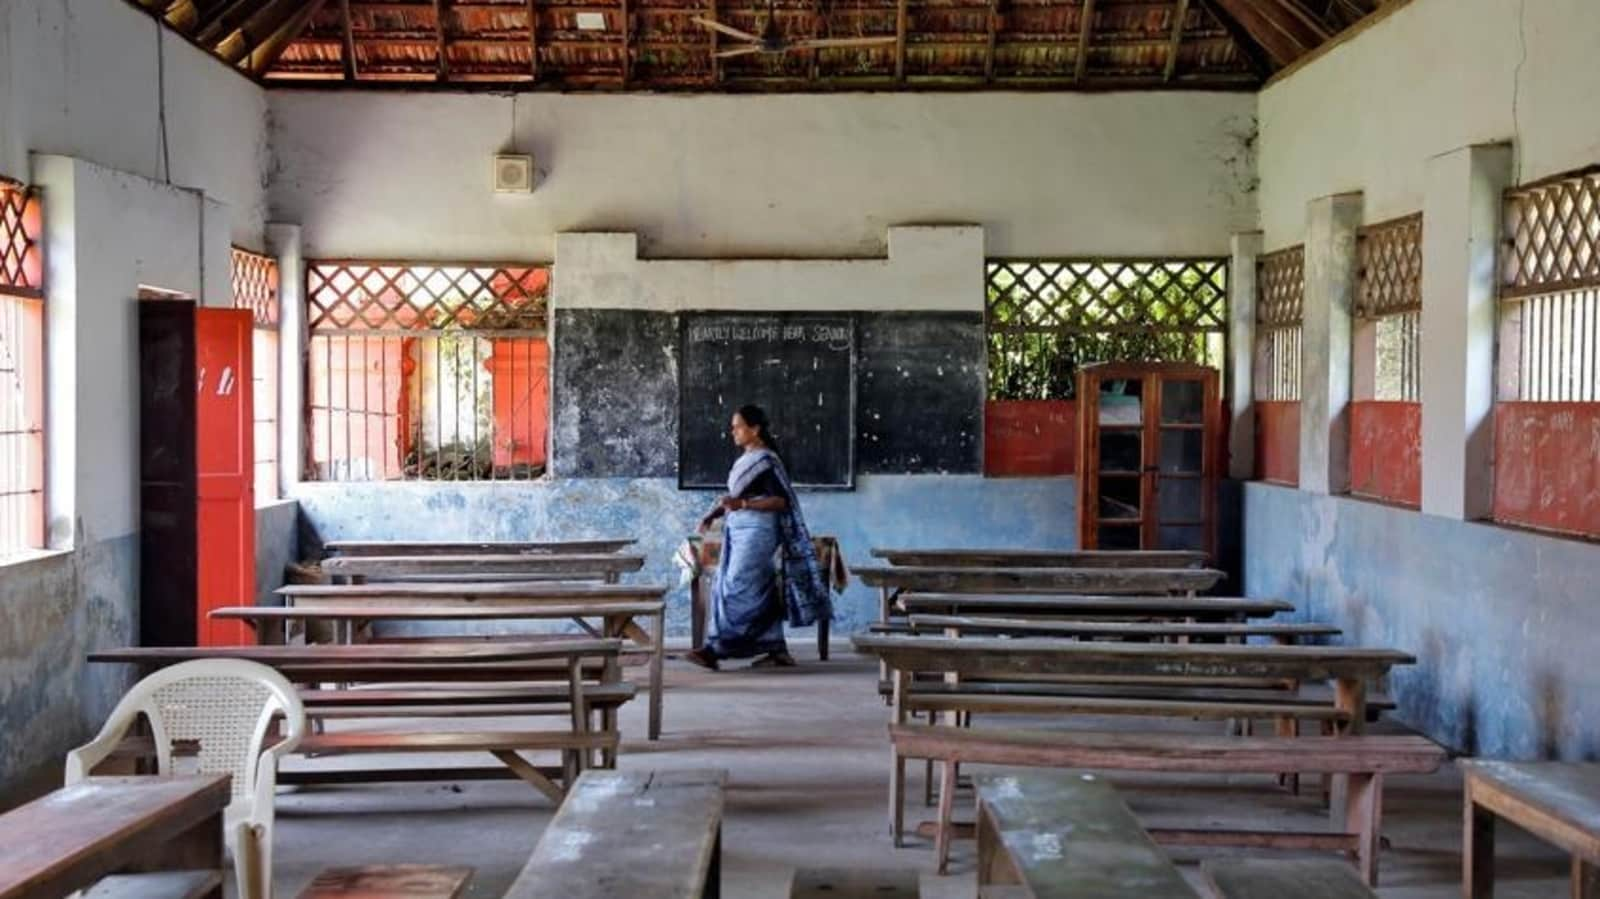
[289,475,1078,636]
[1243,483,1600,760]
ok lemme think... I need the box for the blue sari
[707,449,832,659]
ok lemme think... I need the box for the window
[1252,245,1303,486]
[1349,214,1423,507]
[0,177,44,554]
[985,259,1228,400]
[305,262,550,482]
[232,247,281,504]
[1493,168,1600,538]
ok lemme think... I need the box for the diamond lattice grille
[232,247,280,328]
[1502,170,1600,300]
[0,180,42,300]
[1256,246,1304,330]
[308,263,550,333]
[1355,213,1423,318]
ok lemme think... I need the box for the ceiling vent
[493,154,534,193]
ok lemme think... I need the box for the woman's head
[730,404,774,450]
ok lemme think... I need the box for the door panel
[139,301,198,647]
[195,309,255,646]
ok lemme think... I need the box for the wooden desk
[325,539,635,556]
[907,614,1339,643]
[873,547,1209,569]
[685,535,847,660]
[222,595,669,741]
[855,564,1224,597]
[1463,760,1600,898]
[320,554,646,584]
[897,594,1294,620]
[503,769,726,899]
[0,775,228,899]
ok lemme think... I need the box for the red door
[195,309,255,646]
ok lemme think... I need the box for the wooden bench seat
[81,870,223,899]
[791,868,920,898]
[503,769,727,899]
[291,730,619,802]
[891,723,1446,884]
[1202,859,1377,899]
[296,865,473,899]
[1462,760,1600,898]
[880,679,1397,719]
[975,770,1200,897]
[300,683,637,707]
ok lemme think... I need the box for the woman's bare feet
[683,648,719,671]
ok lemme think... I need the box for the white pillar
[1299,193,1363,496]
[266,223,304,493]
[198,197,232,306]
[1420,144,1513,520]
[1228,232,1262,480]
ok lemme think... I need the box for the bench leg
[935,758,958,875]
[890,749,907,847]
[650,609,665,740]
[1573,858,1599,899]
[924,757,935,807]
[1464,793,1495,899]
[1345,772,1383,887]
[703,824,722,899]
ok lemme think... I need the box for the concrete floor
[274,643,1574,898]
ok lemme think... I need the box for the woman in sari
[686,405,831,671]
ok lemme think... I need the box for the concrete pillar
[266,223,304,493]
[1420,144,1513,520]
[1228,232,1262,479]
[198,197,232,306]
[32,155,79,547]
[1299,193,1363,495]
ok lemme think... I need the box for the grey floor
[273,643,1573,898]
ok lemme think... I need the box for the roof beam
[1205,0,1304,66]
[1268,0,1333,42]
[340,0,358,80]
[894,0,907,82]
[193,0,259,45]
[1163,0,1188,81]
[1073,0,1094,82]
[218,0,306,64]
[245,0,329,75]
[621,0,631,87]
[528,0,540,80]
[433,0,450,80]
[1194,0,1271,77]
[983,0,999,82]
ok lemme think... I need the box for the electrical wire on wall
[155,18,171,185]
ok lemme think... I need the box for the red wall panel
[985,400,1076,476]
[1494,402,1600,539]
[1349,401,1421,507]
[1254,401,1299,486]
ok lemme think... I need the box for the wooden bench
[232,592,670,741]
[892,724,1446,884]
[325,539,635,556]
[908,614,1341,643]
[296,865,473,899]
[503,769,727,899]
[321,553,646,584]
[0,776,229,899]
[289,730,617,801]
[856,565,1226,599]
[81,871,223,899]
[1202,859,1377,899]
[299,682,638,720]
[872,548,1209,569]
[790,869,919,898]
[1462,760,1600,898]
[974,770,1200,897]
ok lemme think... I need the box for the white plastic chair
[65,658,307,899]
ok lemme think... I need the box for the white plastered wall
[267,90,1258,263]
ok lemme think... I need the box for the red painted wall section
[1255,401,1300,486]
[985,400,1076,476]
[1349,401,1421,507]
[484,338,550,470]
[195,309,255,647]
[1493,402,1600,539]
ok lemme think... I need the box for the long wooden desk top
[325,539,635,556]
[1462,760,1600,857]
[0,776,229,899]
[214,602,662,622]
[853,565,1225,595]
[88,639,622,666]
[873,548,1208,569]
[907,614,1339,640]
[320,554,645,577]
[898,594,1293,618]
[504,769,727,899]
[852,634,1414,681]
[279,582,666,601]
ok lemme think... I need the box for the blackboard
[679,313,856,489]
[550,309,679,478]
[857,312,985,474]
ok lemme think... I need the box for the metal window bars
[984,258,1228,400]
[1254,245,1303,402]
[304,262,551,481]
[0,177,44,554]
[1356,213,1423,402]
[1500,169,1600,402]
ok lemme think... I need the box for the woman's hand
[718,495,745,513]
